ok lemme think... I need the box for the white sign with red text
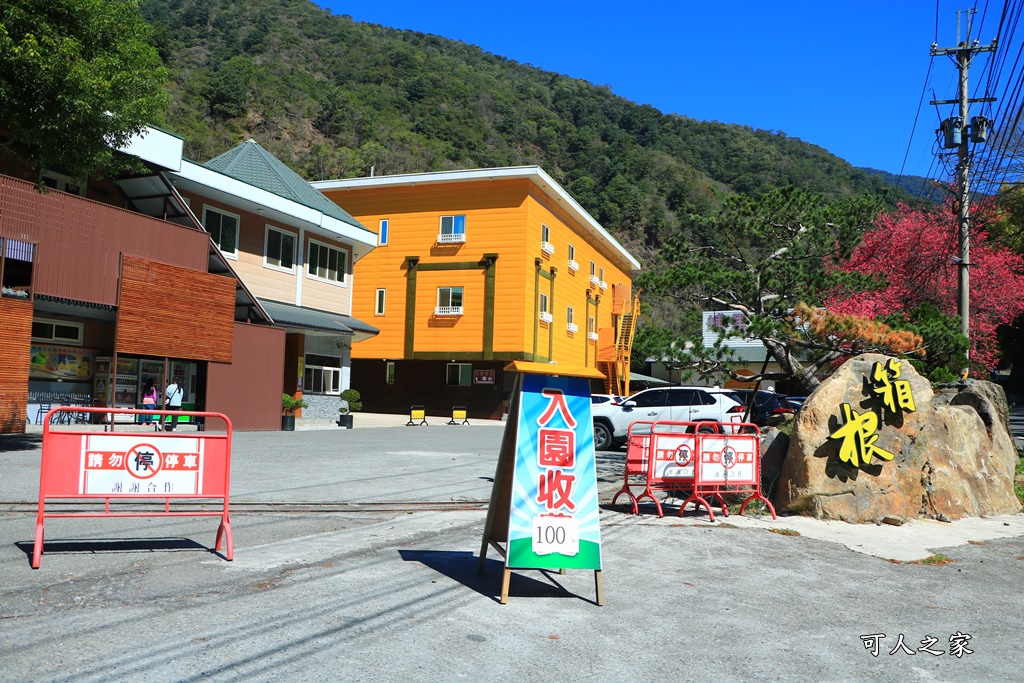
[696,435,757,485]
[80,435,204,496]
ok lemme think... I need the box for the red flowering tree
[828,201,1024,372]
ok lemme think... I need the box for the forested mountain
[859,168,937,202]
[138,0,911,264]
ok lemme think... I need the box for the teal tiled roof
[203,140,369,233]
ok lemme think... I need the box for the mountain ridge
[139,0,915,263]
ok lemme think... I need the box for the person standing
[141,379,159,427]
[161,376,184,431]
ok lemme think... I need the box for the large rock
[931,379,1011,436]
[775,353,1020,523]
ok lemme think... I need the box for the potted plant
[337,389,362,429]
[281,393,308,431]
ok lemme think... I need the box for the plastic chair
[34,402,52,425]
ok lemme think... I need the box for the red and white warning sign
[81,435,204,495]
[697,435,757,485]
[650,433,697,480]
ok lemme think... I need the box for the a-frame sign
[478,361,605,605]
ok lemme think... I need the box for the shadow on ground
[14,537,220,567]
[399,550,594,604]
[0,434,42,453]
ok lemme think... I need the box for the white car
[591,386,744,451]
[591,393,623,406]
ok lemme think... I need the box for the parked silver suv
[591,387,744,450]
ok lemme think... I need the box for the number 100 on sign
[532,515,579,556]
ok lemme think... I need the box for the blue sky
[319,1,1010,179]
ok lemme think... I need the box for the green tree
[0,0,168,184]
[640,187,919,393]
[882,304,968,383]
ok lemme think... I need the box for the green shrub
[281,393,308,415]
[339,389,362,414]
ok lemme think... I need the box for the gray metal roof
[203,140,369,233]
[258,299,379,337]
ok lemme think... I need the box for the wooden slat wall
[116,256,235,363]
[0,297,33,433]
[0,173,209,305]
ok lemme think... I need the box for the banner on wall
[30,346,98,380]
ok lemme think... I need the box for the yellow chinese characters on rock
[830,404,895,467]
[828,359,916,469]
[871,358,917,414]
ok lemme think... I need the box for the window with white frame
[539,292,552,323]
[438,215,466,243]
[446,363,472,386]
[588,316,598,341]
[203,207,240,257]
[589,260,599,286]
[566,306,577,333]
[567,243,578,272]
[541,224,554,254]
[379,219,389,246]
[31,317,83,345]
[264,226,295,271]
[599,266,607,290]
[307,239,347,284]
[303,354,342,395]
[386,361,396,385]
[375,288,386,316]
[436,286,464,316]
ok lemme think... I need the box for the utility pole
[930,9,996,360]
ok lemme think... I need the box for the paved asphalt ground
[1,418,1022,682]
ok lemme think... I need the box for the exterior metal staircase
[597,293,640,398]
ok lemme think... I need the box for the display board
[478,361,605,605]
[506,372,602,570]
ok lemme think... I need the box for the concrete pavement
[1,419,1022,681]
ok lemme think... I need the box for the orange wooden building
[313,167,641,419]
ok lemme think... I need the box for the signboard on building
[473,369,495,385]
[702,311,761,348]
[29,345,98,380]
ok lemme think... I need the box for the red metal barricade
[634,421,701,517]
[32,407,234,569]
[610,421,654,514]
[616,420,777,521]
[679,430,777,522]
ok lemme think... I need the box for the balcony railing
[435,306,464,316]
[539,311,553,323]
[541,241,555,255]
[588,332,599,341]
[437,232,466,244]
[567,259,579,272]
[599,280,608,291]
[567,323,579,333]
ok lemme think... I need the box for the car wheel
[593,421,613,451]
